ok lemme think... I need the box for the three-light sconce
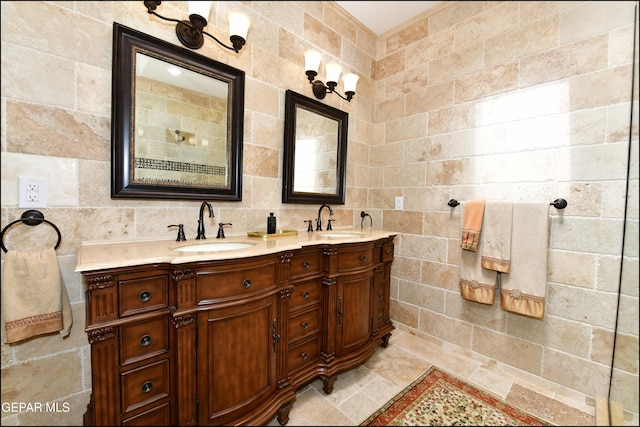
[304,49,359,102]
[143,1,250,52]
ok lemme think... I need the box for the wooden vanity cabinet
[82,236,395,426]
[184,254,290,426]
[83,265,174,426]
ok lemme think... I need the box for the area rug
[360,366,551,426]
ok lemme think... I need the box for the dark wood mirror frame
[282,90,348,204]
[111,22,244,200]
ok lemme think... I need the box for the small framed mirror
[111,23,244,200]
[282,90,348,204]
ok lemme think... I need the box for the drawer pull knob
[140,335,152,347]
[360,256,367,261]
[301,352,308,360]
[302,321,308,329]
[387,249,392,255]
[243,279,251,289]
[141,381,153,393]
[138,291,152,302]
[303,262,310,270]
[379,292,384,298]
[378,315,383,321]
[302,291,309,299]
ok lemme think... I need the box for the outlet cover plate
[18,176,47,208]
[395,196,404,210]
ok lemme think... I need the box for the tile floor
[267,324,597,426]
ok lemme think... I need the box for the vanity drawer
[287,335,321,373]
[196,258,278,301]
[288,306,321,343]
[120,316,169,366]
[289,249,323,279]
[382,242,394,262]
[119,274,169,317]
[121,359,170,415]
[122,402,170,426]
[337,244,374,272]
[289,278,321,310]
[374,302,386,328]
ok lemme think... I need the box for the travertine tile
[454,1,519,51]
[385,17,428,54]
[507,383,595,426]
[303,13,341,59]
[1,351,83,403]
[472,327,543,375]
[5,101,110,161]
[547,283,619,329]
[374,50,405,80]
[520,34,608,88]
[485,15,558,67]
[405,28,455,69]
[428,42,484,86]
[543,348,611,398]
[455,61,519,103]
[418,309,473,349]
[558,1,635,45]
[547,249,596,288]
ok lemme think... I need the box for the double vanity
[76,228,396,426]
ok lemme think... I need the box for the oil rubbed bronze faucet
[316,203,334,231]
[196,201,214,239]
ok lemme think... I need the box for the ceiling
[335,1,442,35]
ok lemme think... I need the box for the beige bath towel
[2,248,72,343]
[481,201,513,273]
[461,200,486,252]
[459,201,498,305]
[500,202,550,319]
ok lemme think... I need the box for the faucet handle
[327,219,335,230]
[217,223,232,239]
[168,224,186,241]
[304,220,313,232]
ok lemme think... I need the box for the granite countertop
[75,228,397,272]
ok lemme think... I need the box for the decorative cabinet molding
[82,236,395,426]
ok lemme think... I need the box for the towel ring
[1,210,62,253]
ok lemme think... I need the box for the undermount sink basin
[320,232,364,238]
[174,242,254,252]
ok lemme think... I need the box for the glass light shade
[188,1,212,20]
[325,62,342,84]
[342,73,359,93]
[304,49,322,73]
[228,10,251,39]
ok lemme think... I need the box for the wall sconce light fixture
[144,1,250,52]
[304,49,359,102]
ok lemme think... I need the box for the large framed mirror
[111,22,244,200]
[282,90,348,204]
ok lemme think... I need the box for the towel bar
[1,210,62,253]
[447,198,568,209]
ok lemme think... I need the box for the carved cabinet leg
[277,401,294,426]
[381,332,392,348]
[321,374,337,394]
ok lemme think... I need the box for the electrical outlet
[18,176,47,208]
[395,196,404,211]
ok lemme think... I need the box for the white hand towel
[459,201,498,305]
[481,201,513,273]
[500,202,549,319]
[2,248,72,343]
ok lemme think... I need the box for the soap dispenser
[267,212,276,234]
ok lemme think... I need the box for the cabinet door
[336,269,374,356]
[196,294,279,425]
